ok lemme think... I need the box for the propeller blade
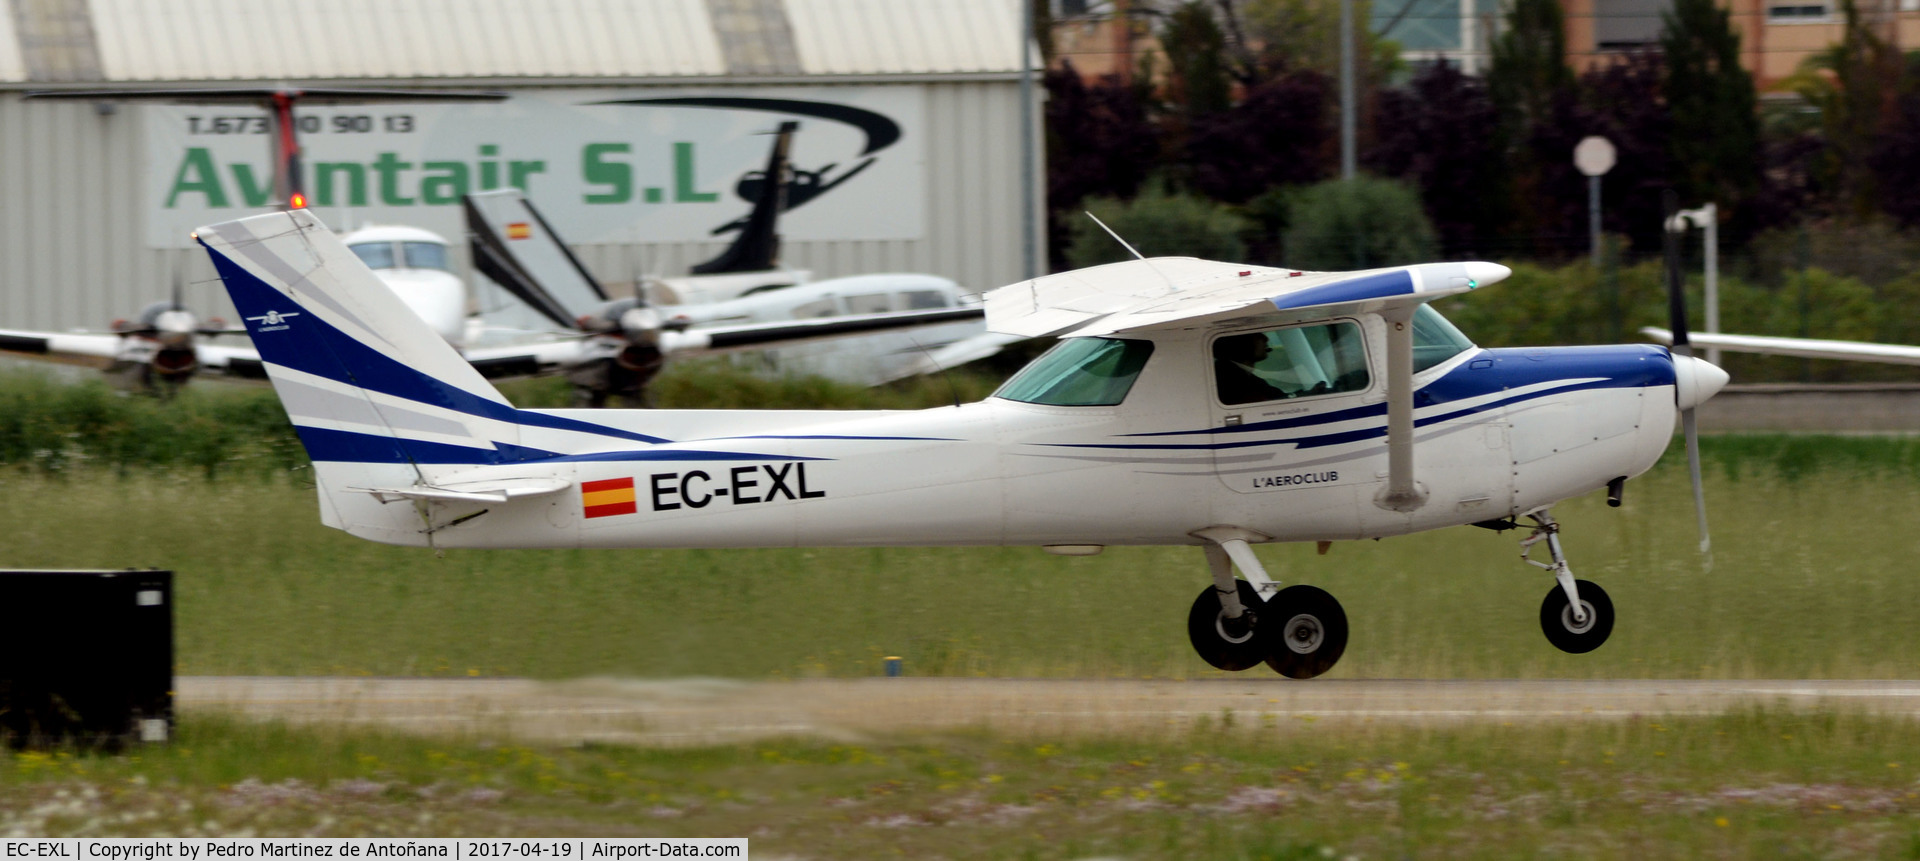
[1682,408,1711,557]
[1664,189,1690,350]
[1664,189,1711,558]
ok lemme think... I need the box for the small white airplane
[197,209,1730,678]
[0,219,987,401]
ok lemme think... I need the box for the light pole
[1666,203,1720,366]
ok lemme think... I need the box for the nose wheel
[1519,509,1616,654]
[1540,579,1614,654]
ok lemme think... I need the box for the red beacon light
[289,192,307,209]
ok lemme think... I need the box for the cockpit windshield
[348,243,395,270]
[1412,304,1475,373]
[995,337,1154,407]
[403,241,451,271]
[348,241,451,272]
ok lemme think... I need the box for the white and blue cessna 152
[197,209,1729,679]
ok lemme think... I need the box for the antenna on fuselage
[1085,212,1145,261]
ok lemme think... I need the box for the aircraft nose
[1673,354,1729,410]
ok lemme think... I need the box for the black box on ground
[0,569,173,749]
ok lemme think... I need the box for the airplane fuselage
[317,320,1682,550]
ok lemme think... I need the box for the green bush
[1065,184,1253,267]
[1279,176,1438,270]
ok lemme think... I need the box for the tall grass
[4,436,1919,680]
[0,362,1005,475]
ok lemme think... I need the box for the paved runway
[178,677,1920,746]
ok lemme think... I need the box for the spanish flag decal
[506,222,532,240]
[581,477,637,518]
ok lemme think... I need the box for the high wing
[1642,327,1920,366]
[985,258,1511,338]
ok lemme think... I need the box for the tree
[1279,176,1437,269]
[1366,61,1506,258]
[1579,50,1675,252]
[1185,70,1335,205]
[1660,0,1760,222]
[1065,183,1253,267]
[1486,0,1575,139]
[1160,2,1234,120]
[1045,62,1162,269]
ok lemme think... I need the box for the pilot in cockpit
[1214,332,1288,405]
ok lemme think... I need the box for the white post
[1340,0,1355,180]
[1701,203,1719,367]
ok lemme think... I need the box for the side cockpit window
[1411,304,1475,373]
[1213,321,1370,406]
[997,337,1155,407]
[403,241,451,271]
[348,242,395,270]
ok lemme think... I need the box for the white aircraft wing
[0,328,266,378]
[1642,327,1920,366]
[461,306,988,380]
[873,330,1031,384]
[985,258,1510,338]
[0,328,123,369]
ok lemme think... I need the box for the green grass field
[5,709,1920,855]
[8,372,1920,853]
[3,435,1919,680]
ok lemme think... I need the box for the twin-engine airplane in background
[465,186,994,403]
[197,209,1729,678]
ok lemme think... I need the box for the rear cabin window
[790,298,838,318]
[996,337,1155,407]
[901,290,949,309]
[1213,321,1370,405]
[845,293,892,315]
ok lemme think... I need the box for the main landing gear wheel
[1187,580,1266,671]
[1540,579,1614,654]
[1264,584,1348,680]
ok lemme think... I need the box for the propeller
[1664,189,1715,557]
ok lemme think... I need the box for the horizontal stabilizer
[352,476,574,505]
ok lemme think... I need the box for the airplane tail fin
[464,188,612,329]
[197,210,560,542]
[689,120,796,275]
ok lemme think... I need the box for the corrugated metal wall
[0,81,1042,333]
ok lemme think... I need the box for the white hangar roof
[1,0,1032,85]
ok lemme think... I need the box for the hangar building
[0,0,1040,334]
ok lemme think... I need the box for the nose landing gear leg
[1521,510,1615,654]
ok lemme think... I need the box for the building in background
[0,0,1042,336]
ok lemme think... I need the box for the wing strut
[1373,306,1429,512]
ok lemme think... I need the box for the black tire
[1264,584,1348,679]
[1187,581,1266,671]
[1540,579,1614,654]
